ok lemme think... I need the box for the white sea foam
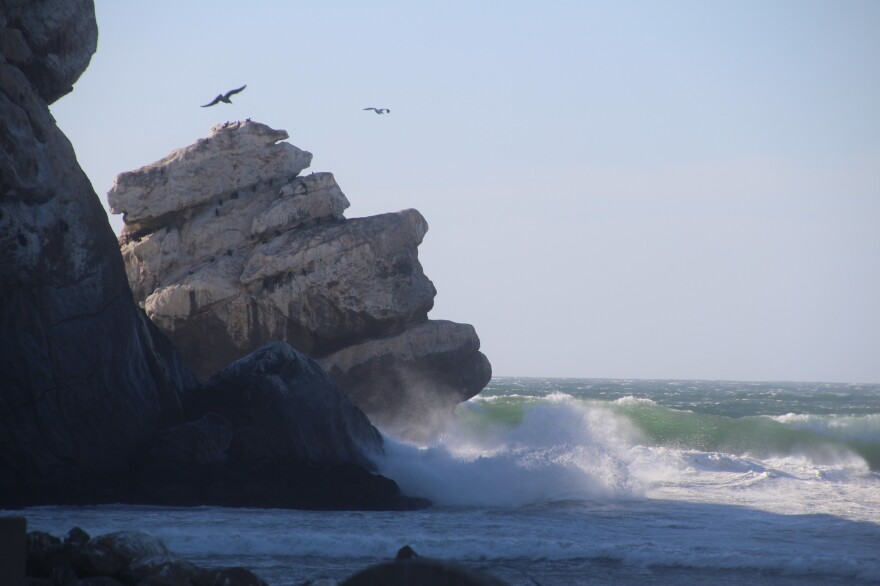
[468,393,534,403]
[376,398,643,506]
[628,443,880,524]
[772,413,880,443]
[680,451,767,474]
[377,391,880,526]
[612,395,659,407]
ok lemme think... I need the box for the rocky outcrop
[0,0,198,504]
[136,342,422,510]
[26,526,270,585]
[1,0,413,511]
[110,121,492,438]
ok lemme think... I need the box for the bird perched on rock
[201,85,247,107]
[363,107,390,114]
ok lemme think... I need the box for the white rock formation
[111,121,491,437]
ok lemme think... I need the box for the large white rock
[112,122,491,436]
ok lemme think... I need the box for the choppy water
[13,377,880,585]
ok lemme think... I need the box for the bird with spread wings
[201,85,247,107]
[363,107,390,114]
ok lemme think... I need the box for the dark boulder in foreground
[137,342,425,510]
[342,545,511,586]
[341,560,511,586]
[23,527,512,586]
[25,526,269,586]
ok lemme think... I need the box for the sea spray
[376,394,644,506]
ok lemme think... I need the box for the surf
[374,383,880,522]
[376,395,644,506]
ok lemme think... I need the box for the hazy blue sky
[51,1,880,382]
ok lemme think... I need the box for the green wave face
[461,394,880,471]
[610,400,880,469]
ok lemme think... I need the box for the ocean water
[15,377,880,585]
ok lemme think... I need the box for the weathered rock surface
[111,121,492,437]
[0,0,198,505]
[108,122,312,231]
[0,0,98,103]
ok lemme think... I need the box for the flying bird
[363,107,390,114]
[201,85,247,107]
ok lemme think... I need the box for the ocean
[16,377,880,585]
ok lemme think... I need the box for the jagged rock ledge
[109,121,492,439]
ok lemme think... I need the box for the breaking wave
[376,395,643,506]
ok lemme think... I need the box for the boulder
[87,531,171,570]
[138,342,426,510]
[341,558,510,586]
[341,545,511,585]
[186,342,382,467]
[111,121,492,437]
[0,0,198,506]
[192,567,268,586]
[25,528,266,586]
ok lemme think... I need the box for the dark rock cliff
[0,0,198,504]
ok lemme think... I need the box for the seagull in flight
[201,85,247,107]
[363,107,390,114]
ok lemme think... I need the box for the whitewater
[17,378,880,585]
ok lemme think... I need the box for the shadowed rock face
[136,342,425,510]
[0,0,199,503]
[111,121,492,439]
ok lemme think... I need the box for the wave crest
[376,399,643,506]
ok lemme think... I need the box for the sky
[50,1,880,383]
